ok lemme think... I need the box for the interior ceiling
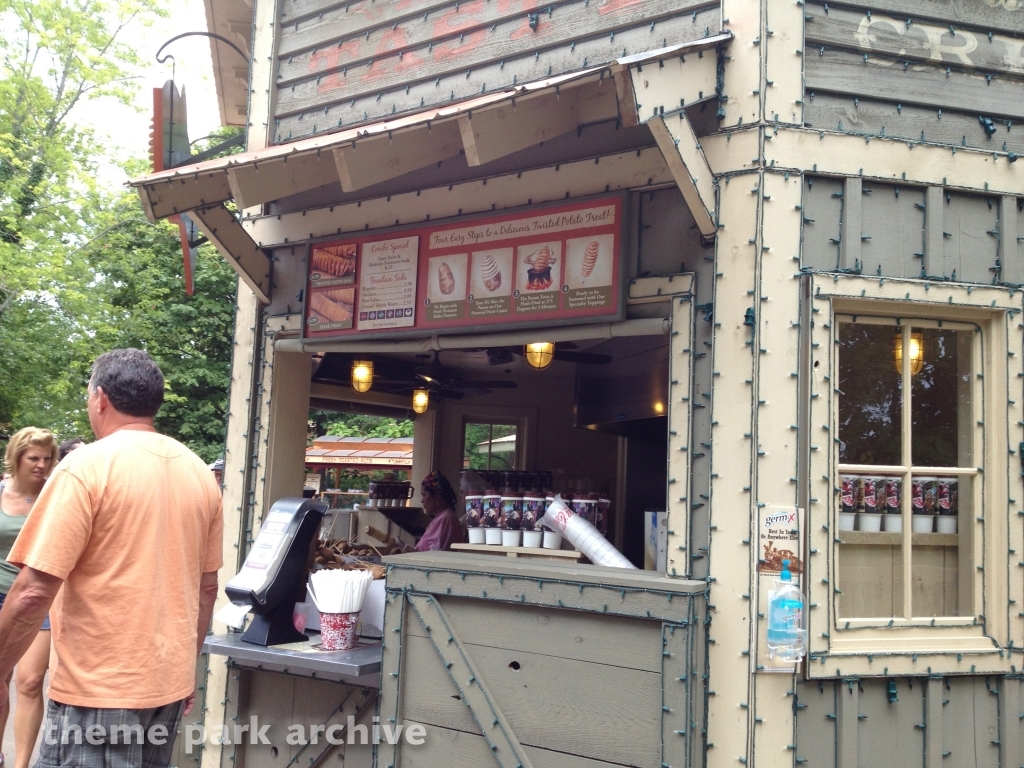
[310,335,660,400]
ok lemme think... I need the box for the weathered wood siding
[271,0,722,143]
[802,1,1024,154]
[795,676,1024,768]
[231,670,376,768]
[379,553,707,768]
[800,176,1021,284]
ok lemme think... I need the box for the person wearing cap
[209,457,224,488]
[414,471,462,552]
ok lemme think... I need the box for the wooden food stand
[133,0,1024,765]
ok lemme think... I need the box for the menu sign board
[357,236,418,331]
[303,196,624,341]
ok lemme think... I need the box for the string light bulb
[524,342,555,369]
[412,389,430,414]
[351,360,374,392]
[892,331,924,375]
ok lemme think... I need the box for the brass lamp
[412,389,430,414]
[893,331,924,375]
[524,342,555,370]
[351,360,374,392]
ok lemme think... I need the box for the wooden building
[133,0,1024,766]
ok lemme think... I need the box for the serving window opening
[299,330,670,568]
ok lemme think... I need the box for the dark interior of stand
[310,334,669,567]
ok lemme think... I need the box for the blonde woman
[0,428,57,768]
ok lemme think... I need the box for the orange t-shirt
[9,428,224,709]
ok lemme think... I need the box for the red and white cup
[319,611,360,651]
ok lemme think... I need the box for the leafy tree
[463,422,516,471]
[321,413,414,439]
[0,0,166,434]
[85,190,238,462]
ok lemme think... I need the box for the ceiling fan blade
[376,381,466,400]
[554,350,613,365]
[454,380,518,389]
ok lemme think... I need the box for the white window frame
[835,314,980,626]
[805,275,1021,679]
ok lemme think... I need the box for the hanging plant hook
[156,32,250,67]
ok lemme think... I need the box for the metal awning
[128,34,730,304]
[305,436,413,468]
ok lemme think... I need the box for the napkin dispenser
[225,497,326,646]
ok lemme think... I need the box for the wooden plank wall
[270,0,722,142]
[233,672,376,768]
[802,1,1024,155]
[379,556,707,768]
[800,176,1021,285]
[795,676,1024,768]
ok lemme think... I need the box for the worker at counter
[414,471,461,552]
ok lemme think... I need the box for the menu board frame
[301,193,628,342]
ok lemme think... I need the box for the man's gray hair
[90,349,164,418]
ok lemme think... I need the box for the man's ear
[92,386,108,411]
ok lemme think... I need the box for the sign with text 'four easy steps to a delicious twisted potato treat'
[302,196,625,341]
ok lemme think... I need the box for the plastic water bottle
[766,559,807,661]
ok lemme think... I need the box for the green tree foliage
[311,410,414,440]
[0,0,166,435]
[462,422,516,471]
[0,0,161,288]
[0,0,241,465]
[87,193,238,462]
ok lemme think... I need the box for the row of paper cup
[468,527,564,549]
[839,512,958,534]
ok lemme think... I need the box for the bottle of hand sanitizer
[767,559,806,662]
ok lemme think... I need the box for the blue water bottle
[766,559,806,661]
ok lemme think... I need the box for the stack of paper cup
[540,496,635,569]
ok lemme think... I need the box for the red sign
[303,196,625,340]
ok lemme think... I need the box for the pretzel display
[310,292,353,323]
[311,538,393,578]
[320,288,355,303]
[311,248,355,278]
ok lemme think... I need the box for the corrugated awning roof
[305,436,414,467]
[128,34,730,304]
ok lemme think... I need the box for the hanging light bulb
[412,389,430,414]
[892,331,924,375]
[351,359,373,392]
[524,342,555,369]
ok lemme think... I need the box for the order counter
[203,633,382,688]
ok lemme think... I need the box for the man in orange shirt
[0,349,223,768]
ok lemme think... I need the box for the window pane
[911,475,969,617]
[463,422,518,471]
[911,329,973,467]
[837,474,902,619]
[839,323,903,466]
[837,542,903,619]
[487,424,517,471]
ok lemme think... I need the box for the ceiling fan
[410,351,517,394]
[491,342,612,366]
[313,353,516,400]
